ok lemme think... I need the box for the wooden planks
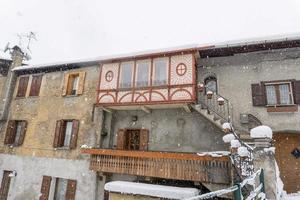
[83,148,231,184]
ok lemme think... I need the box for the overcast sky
[1,0,300,64]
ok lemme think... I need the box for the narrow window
[153,59,167,86]
[204,76,217,93]
[53,120,79,149]
[4,120,27,146]
[116,129,149,151]
[29,74,43,96]
[54,178,68,200]
[120,62,133,88]
[136,61,149,87]
[16,76,29,97]
[266,85,277,105]
[67,74,80,95]
[0,171,12,200]
[279,84,291,105]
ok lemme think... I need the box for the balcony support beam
[141,106,151,114]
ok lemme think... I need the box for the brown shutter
[53,120,63,148]
[70,120,79,149]
[251,83,266,106]
[62,73,70,96]
[29,75,43,96]
[0,171,12,200]
[17,121,28,146]
[139,129,149,151]
[4,120,16,145]
[293,80,300,104]
[77,71,86,95]
[116,129,126,150]
[16,76,29,97]
[39,176,52,200]
[65,180,77,200]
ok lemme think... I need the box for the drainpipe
[0,46,24,121]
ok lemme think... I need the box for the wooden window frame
[16,76,29,98]
[39,176,77,200]
[53,120,79,149]
[29,74,43,97]
[0,170,12,200]
[62,71,86,97]
[4,120,27,147]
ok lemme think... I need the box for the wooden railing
[82,149,231,184]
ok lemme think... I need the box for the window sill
[266,104,298,112]
[63,94,80,98]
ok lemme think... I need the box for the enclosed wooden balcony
[81,149,231,185]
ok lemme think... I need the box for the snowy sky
[1,0,300,64]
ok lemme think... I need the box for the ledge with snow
[104,181,199,200]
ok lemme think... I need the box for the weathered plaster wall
[0,154,96,200]
[103,109,227,152]
[198,47,300,132]
[0,76,8,113]
[0,65,100,159]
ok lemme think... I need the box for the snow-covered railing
[184,168,265,200]
[197,84,231,122]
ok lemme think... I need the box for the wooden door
[274,133,300,193]
[0,171,12,200]
[126,129,140,150]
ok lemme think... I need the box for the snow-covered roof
[0,51,11,61]
[12,33,300,72]
[104,181,199,199]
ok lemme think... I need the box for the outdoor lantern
[197,83,204,92]
[207,91,213,99]
[217,97,225,105]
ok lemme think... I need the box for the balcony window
[120,62,133,88]
[136,61,150,87]
[266,82,293,105]
[153,59,168,86]
[116,129,149,151]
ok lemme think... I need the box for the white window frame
[152,58,168,86]
[265,81,294,106]
[119,62,134,88]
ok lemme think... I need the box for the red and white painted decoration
[97,53,196,106]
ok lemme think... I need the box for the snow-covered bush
[231,139,241,148]
[222,133,235,143]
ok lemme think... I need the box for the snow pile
[80,144,91,149]
[231,139,241,148]
[104,181,199,199]
[281,192,300,200]
[276,161,284,199]
[257,192,266,199]
[250,125,273,139]
[264,147,275,154]
[223,134,235,143]
[207,90,213,95]
[237,147,250,157]
[197,151,230,157]
[222,122,231,130]
[217,97,224,102]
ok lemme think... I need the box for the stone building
[0,35,299,199]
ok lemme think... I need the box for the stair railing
[197,85,231,123]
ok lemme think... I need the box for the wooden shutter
[53,120,63,148]
[62,73,70,96]
[139,129,149,151]
[116,129,126,150]
[17,121,28,146]
[29,75,43,96]
[251,83,266,106]
[77,72,86,95]
[0,171,12,200]
[4,120,16,145]
[16,76,29,97]
[39,176,52,200]
[70,120,79,149]
[293,80,300,104]
[65,180,77,200]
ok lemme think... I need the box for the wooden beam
[141,106,151,114]
[183,104,192,113]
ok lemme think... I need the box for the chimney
[11,46,24,68]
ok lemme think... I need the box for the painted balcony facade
[96,52,197,108]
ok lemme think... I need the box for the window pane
[279,84,291,105]
[136,61,149,87]
[72,76,79,91]
[55,178,68,200]
[153,59,167,86]
[14,122,22,144]
[266,85,277,105]
[64,122,73,147]
[120,63,133,88]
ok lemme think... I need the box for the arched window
[204,76,217,93]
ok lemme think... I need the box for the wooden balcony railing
[82,149,231,185]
